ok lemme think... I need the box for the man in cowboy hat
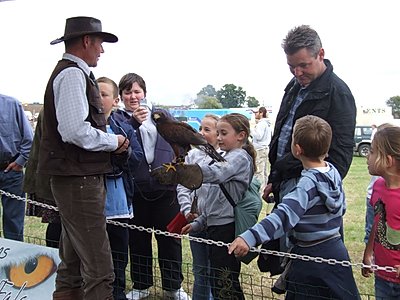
[38,16,129,300]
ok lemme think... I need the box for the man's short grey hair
[282,25,322,57]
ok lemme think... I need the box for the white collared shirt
[52,53,117,152]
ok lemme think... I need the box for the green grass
[22,155,375,297]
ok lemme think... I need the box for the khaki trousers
[255,147,269,190]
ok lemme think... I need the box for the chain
[2,189,397,274]
[1,189,59,211]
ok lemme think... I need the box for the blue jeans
[364,198,374,242]
[286,237,360,299]
[375,276,400,299]
[364,176,379,243]
[190,230,213,300]
[0,170,25,241]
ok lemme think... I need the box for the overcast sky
[0,0,399,112]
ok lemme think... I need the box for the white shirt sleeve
[251,119,271,147]
[53,67,118,152]
[252,121,267,140]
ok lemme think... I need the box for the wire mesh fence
[0,189,377,299]
[21,233,376,299]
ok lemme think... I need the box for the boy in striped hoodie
[229,115,360,299]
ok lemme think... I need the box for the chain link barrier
[1,188,396,274]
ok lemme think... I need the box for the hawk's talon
[163,163,177,172]
[175,156,186,164]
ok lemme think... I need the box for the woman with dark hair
[113,73,190,300]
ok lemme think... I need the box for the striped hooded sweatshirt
[241,162,345,247]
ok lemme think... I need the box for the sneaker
[163,287,191,300]
[126,288,150,300]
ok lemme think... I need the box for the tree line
[195,87,400,116]
[386,96,400,119]
[195,84,260,109]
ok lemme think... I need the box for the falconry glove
[151,163,203,190]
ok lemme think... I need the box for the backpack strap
[219,184,236,208]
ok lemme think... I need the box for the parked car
[354,125,373,157]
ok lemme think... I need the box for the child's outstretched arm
[228,237,250,257]
[362,222,376,277]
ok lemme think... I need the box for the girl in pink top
[362,126,400,299]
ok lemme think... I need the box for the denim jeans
[375,276,400,299]
[286,237,360,299]
[364,176,379,243]
[0,170,25,241]
[190,230,213,300]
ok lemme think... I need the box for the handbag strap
[219,184,236,208]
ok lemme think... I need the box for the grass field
[21,155,375,298]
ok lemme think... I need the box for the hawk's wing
[157,121,206,146]
[152,111,224,162]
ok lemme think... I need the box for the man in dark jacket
[260,25,356,276]
[265,24,356,201]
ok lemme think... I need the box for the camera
[140,97,148,108]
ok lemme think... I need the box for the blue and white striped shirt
[276,87,308,159]
[241,162,344,247]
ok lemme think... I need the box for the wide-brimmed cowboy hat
[50,16,118,45]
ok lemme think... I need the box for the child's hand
[362,250,374,278]
[185,212,198,223]
[262,183,273,202]
[395,265,400,278]
[181,223,192,235]
[228,237,250,257]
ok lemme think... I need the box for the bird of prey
[151,111,225,166]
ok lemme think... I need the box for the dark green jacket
[23,110,53,201]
